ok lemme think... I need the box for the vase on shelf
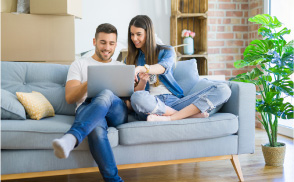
[183,37,194,55]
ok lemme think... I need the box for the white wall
[270,0,294,133]
[271,0,294,42]
[75,0,171,54]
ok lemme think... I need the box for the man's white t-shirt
[67,57,124,109]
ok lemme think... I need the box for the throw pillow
[16,91,55,120]
[1,89,26,120]
[173,59,199,96]
[188,78,230,115]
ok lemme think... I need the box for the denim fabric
[67,89,127,182]
[137,46,184,98]
[131,83,231,120]
[130,91,166,120]
[188,79,231,115]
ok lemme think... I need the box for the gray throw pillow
[1,89,26,120]
[188,79,230,115]
[173,59,199,96]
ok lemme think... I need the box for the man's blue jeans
[67,89,127,182]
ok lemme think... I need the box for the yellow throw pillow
[16,91,55,120]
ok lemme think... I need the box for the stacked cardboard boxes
[30,0,82,19]
[1,0,17,13]
[1,0,82,64]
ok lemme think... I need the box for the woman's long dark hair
[126,15,160,65]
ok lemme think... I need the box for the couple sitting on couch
[52,15,231,182]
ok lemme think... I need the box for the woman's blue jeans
[66,89,127,182]
[130,83,231,120]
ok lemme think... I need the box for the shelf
[171,0,208,75]
[177,52,208,59]
[176,11,207,19]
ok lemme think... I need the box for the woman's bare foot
[162,106,177,116]
[147,112,208,122]
[189,112,209,118]
[147,115,171,122]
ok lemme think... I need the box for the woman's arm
[156,48,176,75]
[134,48,175,80]
[134,73,149,91]
[135,64,165,79]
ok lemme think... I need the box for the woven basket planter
[262,142,286,166]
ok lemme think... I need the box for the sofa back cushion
[1,62,76,115]
[173,59,199,96]
[1,89,26,120]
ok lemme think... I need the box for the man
[52,23,127,182]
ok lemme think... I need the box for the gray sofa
[1,60,255,181]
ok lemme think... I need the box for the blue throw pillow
[188,79,230,115]
[173,59,199,96]
[1,89,26,120]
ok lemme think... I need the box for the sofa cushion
[1,61,76,115]
[173,59,199,96]
[16,91,55,120]
[1,114,119,150]
[117,113,238,145]
[1,89,26,120]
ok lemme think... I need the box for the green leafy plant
[231,14,294,147]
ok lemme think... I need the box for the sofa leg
[230,155,244,182]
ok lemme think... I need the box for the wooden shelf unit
[170,0,208,75]
[176,12,207,18]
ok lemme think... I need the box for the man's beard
[95,49,114,61]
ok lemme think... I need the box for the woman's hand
[138,72,149,84]
[134,73,149,91]
[134,66,144,82]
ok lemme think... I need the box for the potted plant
[231,14,294,166]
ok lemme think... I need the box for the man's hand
[124,100,133,111]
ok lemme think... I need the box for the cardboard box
[1,13,75,62]
[116,48,128,62]
[30,0,82,19]
[1,0,17,13]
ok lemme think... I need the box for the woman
[127,15,231,122]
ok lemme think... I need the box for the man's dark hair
[95,23,117,39]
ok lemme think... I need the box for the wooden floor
[3,128,294,182]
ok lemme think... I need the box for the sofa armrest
[220,81,256,155]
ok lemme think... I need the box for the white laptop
[87,65,135,98]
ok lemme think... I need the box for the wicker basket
[262,142,286,166]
